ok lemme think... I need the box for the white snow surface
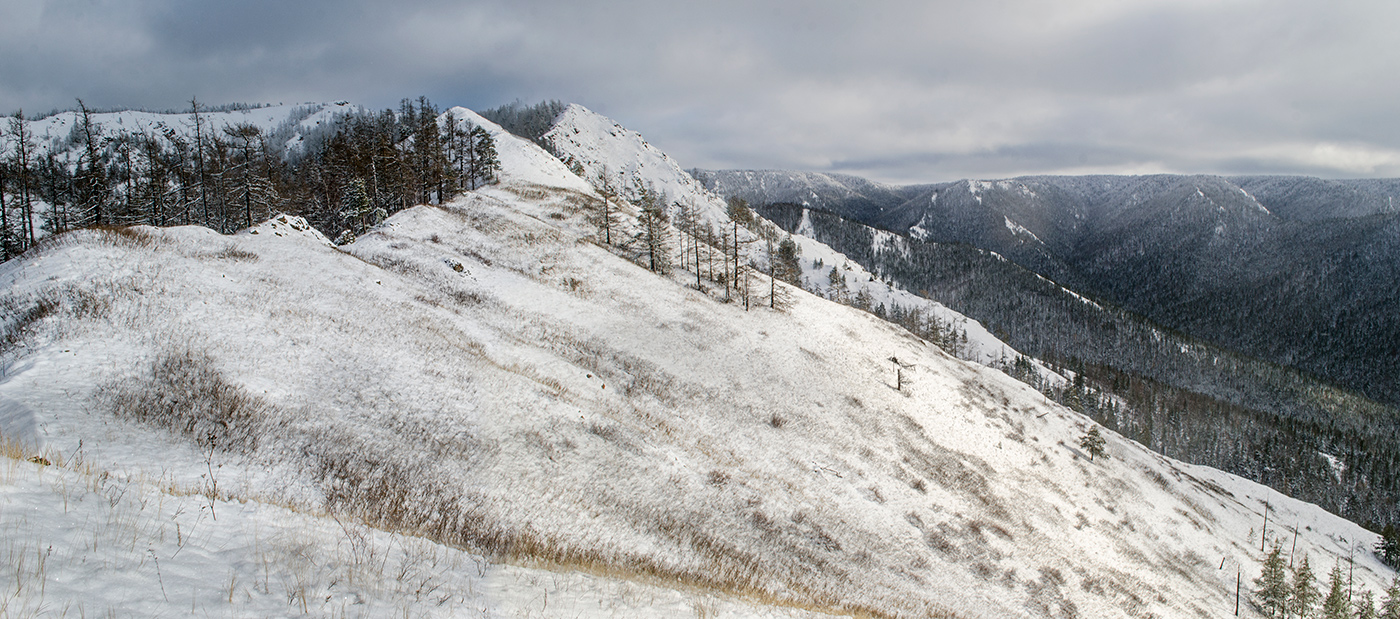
[0,107,1394,618]
[544,104,735,228]
[0,453,836,618]
[443,107,595,194]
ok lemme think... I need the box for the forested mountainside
[689,168,929,222]
[699,171,1400,410]
[0,98,502,258]
[755,202,1400,535]
[1229,176,1400,220]
[4,100,1396,618]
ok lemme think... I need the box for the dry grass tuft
[93,225,158,249]
[98,346,270,453]
[206,243,259,262]
[0,294,57,355]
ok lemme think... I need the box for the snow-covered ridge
[5,103,359,160]
[541,104,1064,385]
[543,104,734,228]
[0,104,1394,617]
[690,169,909,215]
[443,107,594,194]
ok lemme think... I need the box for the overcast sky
[4,0,1399,184]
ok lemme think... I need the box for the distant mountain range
[696,170,1400,408]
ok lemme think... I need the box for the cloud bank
[3,0,1398,183]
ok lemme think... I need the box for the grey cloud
[3,0,1399,183]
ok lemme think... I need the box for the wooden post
[1261,501,1270,552]
[1349,543,1356,606]
[1290,523,1299,568]
[1235,568,1241,616]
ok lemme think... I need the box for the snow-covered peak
[544,104,732,227]
[441,107,594,193]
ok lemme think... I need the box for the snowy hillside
[784,211,1059,375]
[1,108,1395,618]
[544,103,737,227]
[444,106,595,194]
[540,103,1062,385]
[7,102,360,161]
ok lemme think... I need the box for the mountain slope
[705,171,1400,408]
[757,201,1400,531]
[543,103,736,227]
[1,107,1395,617]
[1228,175,1400,220]
[691,169,927,221]
[541,104,1066,383]
[528,103,1400,535]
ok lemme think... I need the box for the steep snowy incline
[544,103,735,226]
[443,106,595,193]
[542,103,1065,385]
[0,107,1394,618]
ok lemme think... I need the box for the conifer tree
[766,236,792,310]
[36,151,71,234]
[467,125,499,190]
[634,183,671,274]
[776,236,801,285]
[1256,541,1289,619]
[108,130,137,225]
[828,265,847,302]
[0,147,9,258]
[726,206,755,307]
[131,130,173,227]
[1321,564,1350,619]
[1378,526,1400,569]
[1079,426,1107,461]
[225,123,278,229]
[189,97,211,227]
[336,177,374,244]
[72,99,111,228]
[726,196,753,228]
[674,199,705,287]
[8,112,36,251]
[1381,578,1400,619]
[1357,589,1379,619]
[1291,554,1320,619]
[591,169,621,245]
